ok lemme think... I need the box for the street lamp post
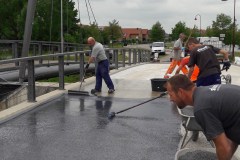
[222,0,236,60]
[194,14,202,37]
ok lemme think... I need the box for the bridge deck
[0,62,240,160]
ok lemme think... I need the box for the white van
[150,42,165,61]
[150,42,166,61]
[150,42,165,55]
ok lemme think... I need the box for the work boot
[91,89,101,95]
[192,131,199,142]
[108,89,115,94]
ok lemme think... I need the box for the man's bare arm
[88,56,95,64]
[213,133,238,160]
[175,64,184,75]
[219,49,229,60]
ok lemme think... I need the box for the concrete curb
[0,89,65,124]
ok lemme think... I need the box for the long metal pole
[61,0,64,53]
[232,0,236,60]
[199,15,202,37]
[194,14,201,37]
[59,0,65,89]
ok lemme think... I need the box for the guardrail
[0,48,151,102]
[0,40,87,63]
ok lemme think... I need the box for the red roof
[122,28,149,39]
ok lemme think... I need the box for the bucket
[151,78,167,92]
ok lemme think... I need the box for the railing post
[133,49,137,64]
[38,42,43,64]
[33,44,36,56]
[122,49,126,67]
[66,44,70,64]
[128,49,132,66]
[147,50,151,62]
[58,55,65,90]
[79,53,85,81]
[27,59,36,102]
[58,44,61,53]
[105,49,110,60]
[138,49,141,63]
[12,42,19,66]
[52,44,55,54]
[74,46,78,62]
[114,50,118,69]
[143,50,147,62]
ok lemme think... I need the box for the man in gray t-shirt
[193,84,240,144]
[172,36,183,60]
[165,74,240,160]
[87,37,115,94]
[91,41,107,63]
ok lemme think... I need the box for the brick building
[121,28,149,42]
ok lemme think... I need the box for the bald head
[179,33,186,40]
[87,37,96,46]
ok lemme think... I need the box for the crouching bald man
[165,74,240,160]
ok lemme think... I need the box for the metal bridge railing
[0,48,151,102]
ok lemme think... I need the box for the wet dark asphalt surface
[0,94,181,160]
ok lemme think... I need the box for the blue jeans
[95,59,114,91]
[196,73,221,87]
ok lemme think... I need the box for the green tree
[79,23,102,44]
[32,0,78,42]
[205,26,214,37]
[0,0,27,39]
[103,19,122,45]
[236,29,240,47]
[0,0,79,42]
[171,21,188,40]
[211,13,232,45]
[150,21,165,42]
[186,25,200,38]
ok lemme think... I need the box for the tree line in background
[0,0,239,46]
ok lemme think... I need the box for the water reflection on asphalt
[0,94,181,160]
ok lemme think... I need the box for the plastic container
[151,78,167,92]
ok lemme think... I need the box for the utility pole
[19,0,37,83]
[194,14,202,37]
[222,0,236,61]
[61,0,64,53]
[232,0,236,61]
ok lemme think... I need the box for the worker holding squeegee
[87,37,115,95]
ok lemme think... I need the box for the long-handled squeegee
[108,91,168,119]
[68,64,90,96]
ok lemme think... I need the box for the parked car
[150,42,166,61]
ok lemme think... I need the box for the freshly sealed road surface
[0,63,201,160]
[0,93,181,160]
[1,58,240,159]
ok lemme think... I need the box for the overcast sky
[73,0,239,34]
